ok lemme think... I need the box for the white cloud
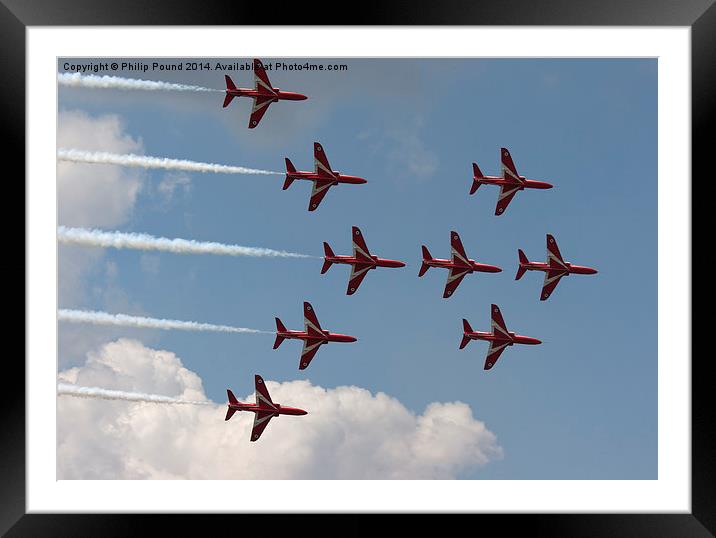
[58,339,502,479]
[58,245,104,307]
[57,109,145,228]
[57,109,145,305]
[57,110,150,362]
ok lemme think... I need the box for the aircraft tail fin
[321,243,334,274]
[516,249,529,280]
[418,246,431,277]
[470,163,483,194]
[459,319,473,349]
[273,318,287,349]
[283,158,296,190]
[460,319,474,349]
[223,75,237,108]
[225,389,239,421]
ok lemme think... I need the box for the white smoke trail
[57,149,281,176]
[57,226,316,259]
[58,383,214,406]
[58,309,272,334]
[58,72,222,93]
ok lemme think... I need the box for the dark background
[4,0,711,535]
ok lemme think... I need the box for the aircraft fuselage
[465,330,542,346]
[286,170,367,185]
[476,175,554,190]
[276,329,357,344]
[325,254,405,269]
[425,257,502,273]
[227,401,307,416]
[226,87,308,101]
[520,262,598,275]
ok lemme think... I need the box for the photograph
[55,56,656,480]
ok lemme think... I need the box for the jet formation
[212,60,600,440]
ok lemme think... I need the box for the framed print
[6,0,711,535]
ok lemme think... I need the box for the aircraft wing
[314,142,336,178]
[347,263,372,295]
[443,267,470,298]
[303,302,324,335]
[500,147,523,183]
[495,185,521,215]
[254,375,276,409]
[450,231,470,266]
[490,304,510,338]
[250,410,275,441]
[248,95,274,129]
[299,338,324,370]
[253,59,276,95]
[351,226,373,262]
[541,269,568,301]
[546,234,568,269]
[484,340,510,370]
[308,179,335,211]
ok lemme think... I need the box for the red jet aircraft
[225,374,307,442]
[516,234,598,300]
[322,226,406,295]
[284,142,367,211]
[470,147,553,215]
[460,304,542,370]
[222,59,307,129]
[274,302,357,370]
[419,231,502,298]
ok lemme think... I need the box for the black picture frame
[6,1,710,535]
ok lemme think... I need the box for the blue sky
[57,58,657,479]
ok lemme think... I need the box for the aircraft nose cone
[348,336,358,342]
[359,178,368,184]
[283,92,308,100]
[395,261,406,268]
